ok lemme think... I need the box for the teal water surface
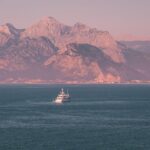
[0,84,150,150]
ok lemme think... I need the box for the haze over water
[0,84,150,150]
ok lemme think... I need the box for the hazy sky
[0,0,150,37]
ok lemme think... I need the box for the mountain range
[0,17,150,84]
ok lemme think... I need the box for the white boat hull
[53,88,70,104]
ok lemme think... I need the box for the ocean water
[0,84,150,150]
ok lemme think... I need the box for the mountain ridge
[0,16,150,84]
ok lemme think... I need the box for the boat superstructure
[54,88,70,104]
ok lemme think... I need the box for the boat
[54,88,70,104]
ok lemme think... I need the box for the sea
[0,84,150,150]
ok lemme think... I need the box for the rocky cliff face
[22,17,124,63]
[0,17,150,83]
[44,43,121,83]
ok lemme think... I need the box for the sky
[0,0,150,39]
